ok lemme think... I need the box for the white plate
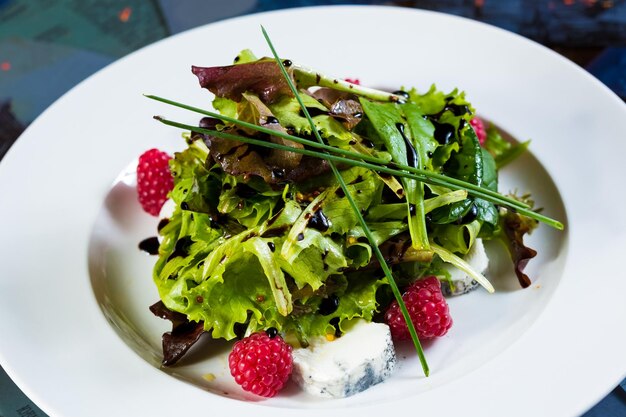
[0,6,625,417]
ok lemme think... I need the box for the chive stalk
[261,26,431,376]
[145,94,532,213]
[154,116,563,231]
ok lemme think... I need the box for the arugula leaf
[400,102,438,171]
[430,126,498,227]
[359,99,430,250]
[474,147,499,228]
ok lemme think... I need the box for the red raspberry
[469,116,487,146]
[136,149,174,216]
[344,78,360,85]
[228,330,293,398]
[384,276,453,341]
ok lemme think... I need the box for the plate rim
[1,5,625,417]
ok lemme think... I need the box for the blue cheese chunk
[441,238,489,296]
[291,320,396,398]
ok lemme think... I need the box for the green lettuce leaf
[431,219,482,255]
[281,167,381,262]
[278,233,347,291]
[284,274,387,345]
[407,84,474,128]
[233,49,258,65]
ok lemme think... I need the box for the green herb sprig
[153,115,560,230]
[149,106,563,230]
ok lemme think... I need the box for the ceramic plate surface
[0,6,625,417]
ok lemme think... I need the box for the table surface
[0,1,625,416]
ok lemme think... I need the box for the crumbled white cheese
[291,320,396,398]
[159,198,175,220]
[442,238,489,296]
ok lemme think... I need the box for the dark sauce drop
[233,322,247,339]
[167,236,193,261]
[396,123,418,168]
[362,139,375,148]
[263,225,289,237]
[267,242,276,252]
[138,237,160,255]
[318,294,340,315]
[307,210,330,232]
[157,218,170,232]
[272,168,286,179]
[242,232,258,242]
[392,90,410,99]
[199,117,220,130]
[265,116,279,124]
[235,184,257,199]
[298,107,328,118]
[265,327,278,338]
[432,121,455,145]
[329,317,342,337]
[282,59,292,67]
[446,103,471,116]
[458,203,478,224]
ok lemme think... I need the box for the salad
[140,34,562,399]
